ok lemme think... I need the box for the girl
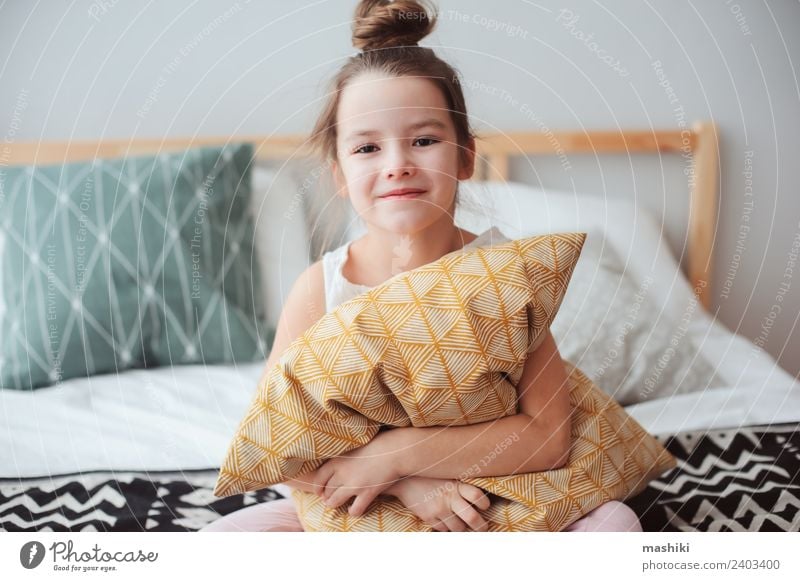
[202,0,641,533]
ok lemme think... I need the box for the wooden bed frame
[6,122,718,309]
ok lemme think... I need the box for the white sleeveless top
[322,226,510,313]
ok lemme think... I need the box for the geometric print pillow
[213,232,676,530]
[0,144,271,390]
[290,362,677,532]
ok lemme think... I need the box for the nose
[383,142,416,179]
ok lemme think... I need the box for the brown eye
[354,144,378,154]
[414,137,439,147]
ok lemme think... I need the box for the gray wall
[2,0,798,377]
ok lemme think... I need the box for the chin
[374,215,446,236]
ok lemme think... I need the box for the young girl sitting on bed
[202,0,641,533]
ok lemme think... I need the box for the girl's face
[332,73,474,235]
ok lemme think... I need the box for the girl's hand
[388,477,491,532]
[312,438,402,517]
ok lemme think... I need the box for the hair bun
[352,0,437,51]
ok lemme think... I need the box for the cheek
[342,162,377,187]
[430,147,461,177]
[337,165,364,195]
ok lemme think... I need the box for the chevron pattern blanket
[4,423,795,531]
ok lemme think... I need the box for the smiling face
[332,73,475,235]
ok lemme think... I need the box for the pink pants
[200,497,642,532]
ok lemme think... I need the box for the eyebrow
[343,118,449,141]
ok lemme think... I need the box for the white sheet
[1,362,263,478]
[626,298,800,434]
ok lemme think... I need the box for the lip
[379,188,426,200]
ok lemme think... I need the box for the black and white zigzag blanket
[2,423,798,532]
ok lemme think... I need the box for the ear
[331,160,348,199]
[457,137,476,181]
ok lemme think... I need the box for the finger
[348,489,379,517]
[322,476,337,500]
[441,510,467,532]
[314,465,333,497]
[458,482,491,511]
[430,520,448,532]
[297,467,322,495]
[451,496,489,532]
[324,487,352,509]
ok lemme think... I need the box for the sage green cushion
[0,144,272,390]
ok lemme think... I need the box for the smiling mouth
[379,189,426,200]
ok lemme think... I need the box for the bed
[2,126,798,532]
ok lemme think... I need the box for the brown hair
[309,0,475,169]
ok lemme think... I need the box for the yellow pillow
[213,233,676,531]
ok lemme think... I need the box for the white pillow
[456,180,698,321]
[550,229,725,404]
[249,166,312,332]
[455,181,733,402]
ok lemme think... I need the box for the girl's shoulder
[262,259,326,371]
[282,260,328,333]
[304,260,328,315]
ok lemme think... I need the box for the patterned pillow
[0,144,271,390]
[213,233,676,531]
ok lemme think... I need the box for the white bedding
[1,362,263,478]
[3,179,798,479]
[625,312,800,434]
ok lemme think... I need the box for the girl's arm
[316,329,572,516]
[257,262,327,495]
[372,329,572,480]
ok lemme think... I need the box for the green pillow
[0,144,272,390]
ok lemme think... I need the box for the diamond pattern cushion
[213,233,676,531]
[0,144,271,390]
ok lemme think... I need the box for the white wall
[1,0,798,377]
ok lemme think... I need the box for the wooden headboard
[6,122,718,310]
